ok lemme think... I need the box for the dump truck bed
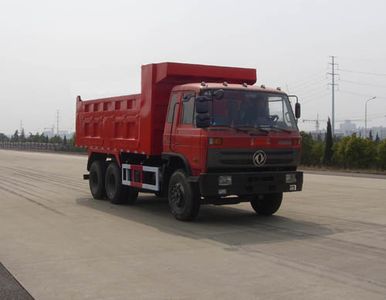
[75,62,257,155]
[76,94,142,153]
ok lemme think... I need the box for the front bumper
[198,171,303,197]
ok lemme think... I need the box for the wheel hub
[170,183,185,208]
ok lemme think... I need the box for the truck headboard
[153,62,257,85]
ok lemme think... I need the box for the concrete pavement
[1,150,386,299]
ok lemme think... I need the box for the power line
[339,90,372,97]
[290,83,327,95]
[369,115,386,121]
[300,87,330,97]
[340,79,386,89]
[288,84,325,95]
[339,68,386,77]
[288,77,327,91]
[287,71,326,88]
[302,92,330,105]
[339,90,386,99]
[297,83,330,96]
[302,90,330,98]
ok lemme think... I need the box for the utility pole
[327,56,338,136]
[365,96,376,137]
[56,110,60,136]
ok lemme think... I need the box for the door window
[167,93,179,123]
[181,92,195,125]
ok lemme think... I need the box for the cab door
[163,91,181,152]
[173,91,203,174]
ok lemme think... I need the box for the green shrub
[300,132,324,166]
[300,132,314,165]
[333,136,351,167]
[377,140,386,170]
[311,141,324,166]
[300,132,384,170]
[344,136,376,169]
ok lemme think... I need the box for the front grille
[207,148,299,171]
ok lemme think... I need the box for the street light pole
[365,96,376,137]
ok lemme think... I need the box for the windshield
[202,89,297,130]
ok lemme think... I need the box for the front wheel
[168,170,200,221]
[105,162,138,205]
[250,193,283,216]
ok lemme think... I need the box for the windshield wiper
[232,126,269,135]
[210,125,248,133]
[210,125,269,135]
[266,126,293,133]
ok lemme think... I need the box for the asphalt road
[1,150,386,300]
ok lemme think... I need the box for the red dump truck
[76,62,303,221]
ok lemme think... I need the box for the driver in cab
[239,93,271,127]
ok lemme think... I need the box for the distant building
[42,128,55,138]
[370,126,386,140]
[58,131,73,139]
[339,120,357,136]
[306,121,385,140]
[42,129,72,139]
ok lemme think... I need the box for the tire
[105,162,138,205]
[250,193,283,216]
[168,170,200,221]
[89,160,106,199]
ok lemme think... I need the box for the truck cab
[161,83,302,219]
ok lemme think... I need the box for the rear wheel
[105,162,138,205]
[168,170,200,221]
[89,160,106,199]
[250,193,283,216]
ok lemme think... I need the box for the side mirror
[295,102,301,119]
[213,89,224,100]
[288,95,301,119]
[195,96,210,114]
[196,113,211,128]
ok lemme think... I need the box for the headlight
[285,173,297,184]
[218,175,232,186]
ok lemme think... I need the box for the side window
[268,98,283,120]
[167,93,179,123]
[181,92,195,124]
[268,96,293,128]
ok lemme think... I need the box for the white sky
[1,0,386,134]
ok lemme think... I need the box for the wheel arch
[162,152,192,176]
[87,152,107,170]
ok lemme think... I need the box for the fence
[0,142,85,153]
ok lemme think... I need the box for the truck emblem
[253,150,267,166]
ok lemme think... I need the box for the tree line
[301,119,386,170]
[0,129,85,152]
[1,124,386,170]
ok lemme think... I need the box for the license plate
[289,184,297,191]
